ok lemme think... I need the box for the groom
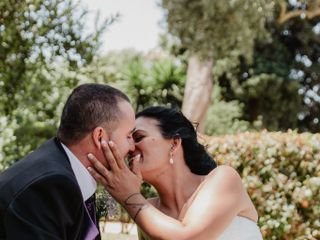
[0,83,136,239]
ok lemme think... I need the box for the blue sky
[80,0,165,53]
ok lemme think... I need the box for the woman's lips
[128,153,143,165]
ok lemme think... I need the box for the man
[0,83,136,239]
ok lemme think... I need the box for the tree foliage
[160,0,274,61]
[0,0,112,167]
[215,1,320,132]
[160,0,276,132]
[161,0,319,133]
[82,50,186,112]
[205,85,254,135]
[121,56,185,112]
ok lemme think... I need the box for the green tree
[215,0,320,132]
[0,0,113,168]
[205,85,253,135]
[160,0,274,131]
[82,49,186,112]
[121,56,186,111]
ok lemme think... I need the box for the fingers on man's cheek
[89,169,99,180]
[106,163,111,170]
[96,175,104,183]
[87,167,94,174]
[94,161,107,174]
[101,167,109,177]
[93,172,106,185]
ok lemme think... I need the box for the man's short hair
[57,83,130,144]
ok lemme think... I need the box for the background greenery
[205,131,320,239]
[1,0,319,239]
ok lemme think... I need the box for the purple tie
[85,194,97,225]
[84,194,100,240]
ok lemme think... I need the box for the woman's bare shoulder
[203,165,243,193]
[205,166,258,221]
[206,165,241,179]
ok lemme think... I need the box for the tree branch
[277,0,320,24]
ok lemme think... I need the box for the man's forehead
[119,102,133,113]
[117,100,134,113]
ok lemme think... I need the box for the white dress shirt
[61,143,97,201]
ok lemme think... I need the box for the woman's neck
[146,159,204,218]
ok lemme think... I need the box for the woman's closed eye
[133,135,145,143]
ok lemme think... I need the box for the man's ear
[171,137,182,155]
[92,127,108,150]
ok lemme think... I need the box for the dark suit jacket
[0,138,96,240]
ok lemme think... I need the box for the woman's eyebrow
[133,129,147,134]
[129,127,136,135]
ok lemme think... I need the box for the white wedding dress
[138,215,263,240]
[217,216,263,240]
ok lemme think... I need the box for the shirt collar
[61,143,97,201]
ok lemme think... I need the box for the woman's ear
[171,137,182,154]
[92,127,108,150]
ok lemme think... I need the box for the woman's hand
[87,139,143,205]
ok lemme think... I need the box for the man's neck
[63,137,94,168]
[61,139,97,201]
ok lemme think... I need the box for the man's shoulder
[0,167,81,219]
[1,138,70,176]
[0,138,76,201]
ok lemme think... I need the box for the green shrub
[204,131,320,240]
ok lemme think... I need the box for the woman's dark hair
[136,106,217,175]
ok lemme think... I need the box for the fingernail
[101,140,107,147]
[87,167,92,171]
[87,153,94,160]
[135,154,140,159]
[108,141,114,147]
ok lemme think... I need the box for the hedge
[204,130,320,240]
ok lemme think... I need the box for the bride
[87,106,263,240]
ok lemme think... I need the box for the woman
[87,107,263,240]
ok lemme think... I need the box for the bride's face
[132,117,172,178]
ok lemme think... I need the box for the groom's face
[108,100,136,158]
